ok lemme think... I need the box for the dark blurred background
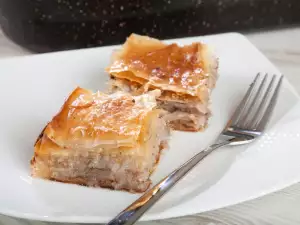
[0,0,299,53]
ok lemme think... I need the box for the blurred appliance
[0,0,299,53]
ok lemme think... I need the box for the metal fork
[107,73,283,225]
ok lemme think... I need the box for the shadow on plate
[147,146,247,214]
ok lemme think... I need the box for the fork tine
[256,75,283,131]
[241,73,268,127]
[231,73,261,126]
[251,75,276,129]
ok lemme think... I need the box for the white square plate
[0,33,299,223]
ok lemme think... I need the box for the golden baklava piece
[31,87,169,193]
[107,34,218,131]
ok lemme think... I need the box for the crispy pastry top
[39,87,161,151]
[107,33,217,99]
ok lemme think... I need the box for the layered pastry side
[106,34,219,131]
[31,87,169,193]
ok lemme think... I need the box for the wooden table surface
[1,27,300,225]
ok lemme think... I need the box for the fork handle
[106,140,230,225]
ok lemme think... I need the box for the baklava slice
[107,34,218,131]
[31,87,169,193]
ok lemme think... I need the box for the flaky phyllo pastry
[107,34,218,131]
[31,87,169,193]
